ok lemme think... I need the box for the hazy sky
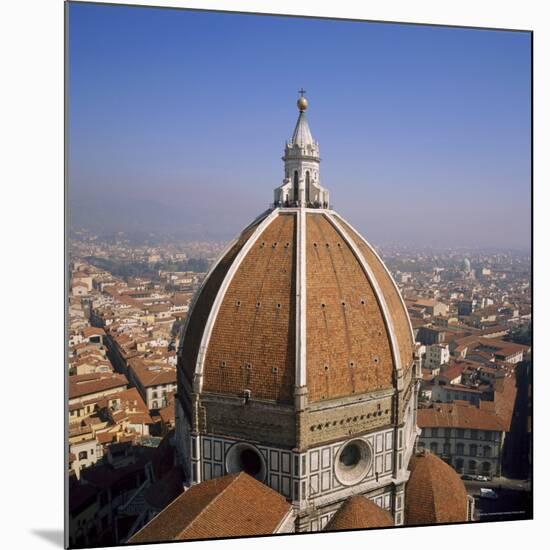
[68,3,531,248]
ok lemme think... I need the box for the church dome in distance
[405,450,469,526]
[324,495,394,531]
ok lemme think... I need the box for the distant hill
[68,193,235,241]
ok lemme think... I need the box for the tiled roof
[417,402,506,432]
[453,336,529,358]
[201,213,297,403]
[129,472,291,543]
[69,373,128,400]
[437,363,465,381]
[96,431,117,445]
[405,451,468,525]
[306,214,395,399]
[81,327,106,338]
[324,496,393,531]
[338,216,415,376]
[179,216,267,386]
[159,401,175,424]
[180,210,414,404]
[129,359,176,388]
[116,387,149,413]
[492,373,518,431]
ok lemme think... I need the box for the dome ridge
[177,208,274,388]
[325,213,404,374]
[179,207,416,404]
[331,211,415,371]
[192,209,282,394]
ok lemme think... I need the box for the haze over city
[65,4,533,547]
[68,3,531,249]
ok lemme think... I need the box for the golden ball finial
[297,88,308,111]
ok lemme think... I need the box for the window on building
[457,428,465,438]
[456,443,464,455]
[78,451,87,460]
[482,461,491,474]
[484,431,492,441]
[444,428,452,438]
[469,444,477,456]
[468,460,477,473]
[430,442,438,454]
[483,446,492,458]
[443,443,451,455]
[471,429,478,440]
[455,458,464,472]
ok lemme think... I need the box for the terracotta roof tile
[69,373,128,400]
[129,472,291,543]
[81,327,106,338]
[337,216,414,373]
[180,210,414,404]
[324,496,393,531]
[306,214,394,400]
[129,359,176,388]
[202,213,296,403]
[180,215,268,385]
[405,451,468,525]
[417,402,506,432]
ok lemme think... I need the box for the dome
[174,95,420,531]
[324,495,394,531]
[405,451,469,525]
[179,208,414,404]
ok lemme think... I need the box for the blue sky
[68,2,531,248]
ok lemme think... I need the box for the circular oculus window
[225,442,267,482]
[334,439,372,486]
